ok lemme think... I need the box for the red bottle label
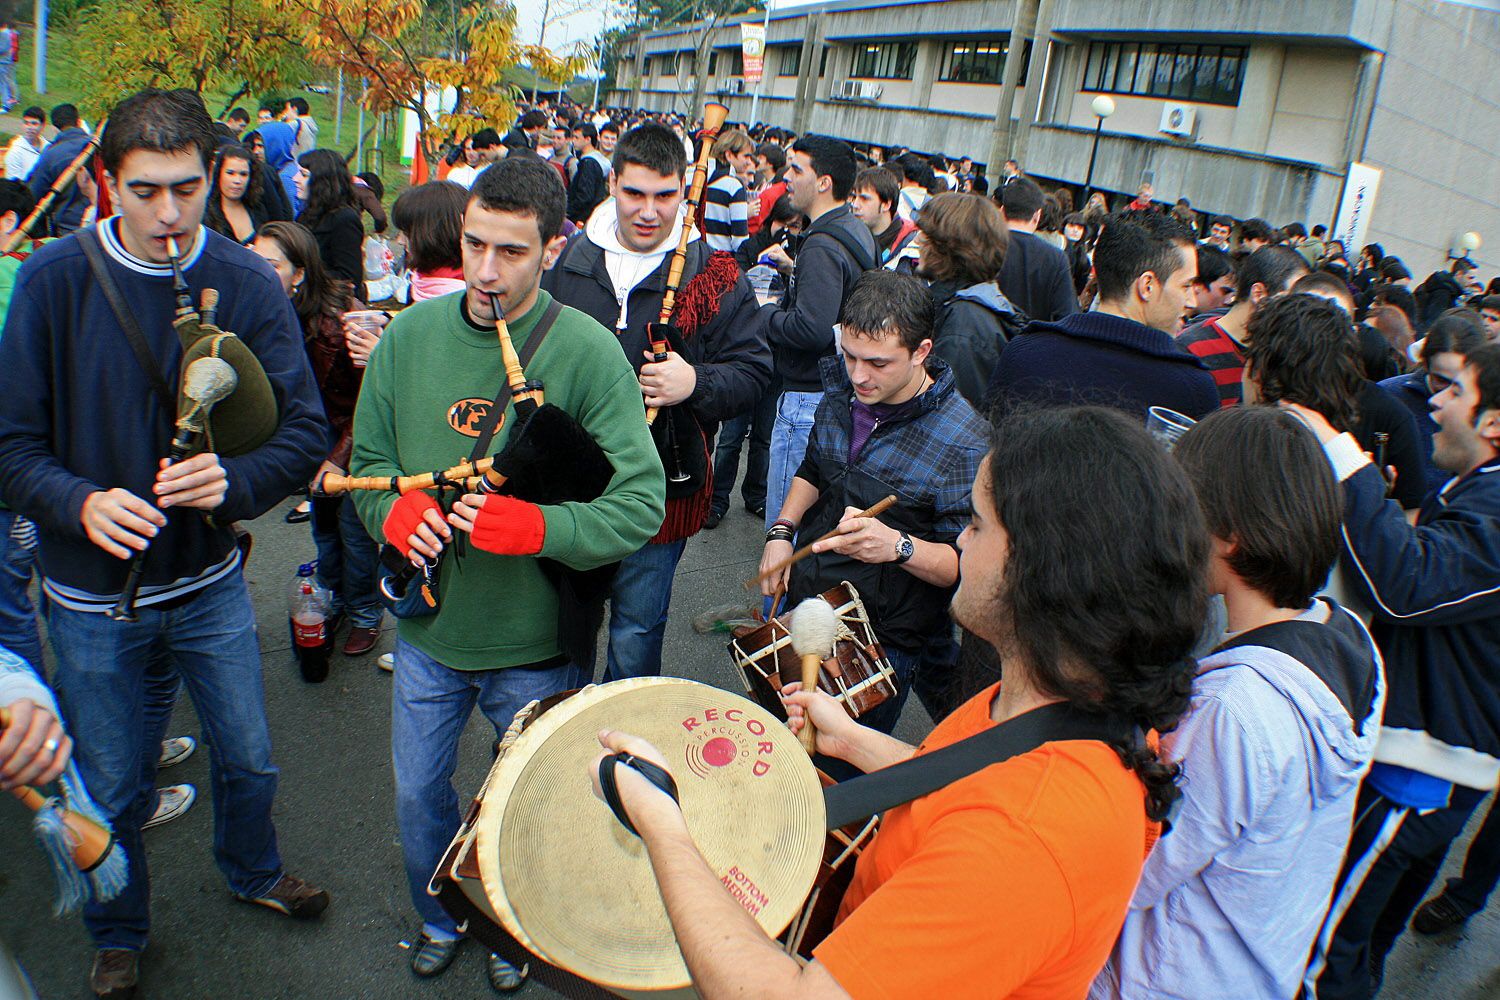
[292,614,325,648]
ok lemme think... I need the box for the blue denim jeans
[312,495,382,629]
[45,571,284,951]
[711,385,776,516]
[604,538,688,682]
[390,640,581,935]
[765,389,822,531]
[0,62,15,107]
[0,511,42,671]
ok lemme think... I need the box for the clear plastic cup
[343,310,389,368]
[1146,406,1196,450]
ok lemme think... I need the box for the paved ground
[1,485,1497,998]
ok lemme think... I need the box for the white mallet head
[789,597,838,659]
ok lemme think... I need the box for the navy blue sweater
[1339,455,1500,791]
[986,311,1218,421]
[0,221,326,608]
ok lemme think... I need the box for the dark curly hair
[203,145,264,240]
[296,148,356,231]
[984,406,1209,821]
[1244,293,1363,432]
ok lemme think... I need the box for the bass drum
[435,677,826,998]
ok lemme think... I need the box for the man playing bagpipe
[347,156,664,992]
[542,121,771,681]
[0,88,329,999]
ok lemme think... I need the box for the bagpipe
[640,102,731,502]
[106,236,278,622]
[321,293,617,669]
[0,706,128,915]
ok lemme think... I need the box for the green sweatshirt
[350,289,665,670]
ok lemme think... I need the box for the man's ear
[1135,269,1160,303]
[1478,408,1500,450]
[1249,281,1270,305]
[542,233,568,271]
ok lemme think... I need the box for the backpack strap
[823,701,1132,830]
[816,224,877,273]
[79,226,176,411]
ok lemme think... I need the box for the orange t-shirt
[813,684,1155,1000]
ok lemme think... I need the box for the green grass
[4,21,415,198]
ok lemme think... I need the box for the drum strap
[823,701,1133,831]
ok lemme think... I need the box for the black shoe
[704,510,724,529]
[486,952,527,993]
[1412,892,1472,935]
[284,502,311,524]
[745,502,765,518]
[409,933,464,978]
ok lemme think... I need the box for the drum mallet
[789,597,838,754]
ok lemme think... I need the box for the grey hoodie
[1092,600,1384,1000]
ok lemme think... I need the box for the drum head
[476,677,823,992]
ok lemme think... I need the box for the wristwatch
[894,532,914,564]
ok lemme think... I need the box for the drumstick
[747,495,898,591]
[789,598,838,753]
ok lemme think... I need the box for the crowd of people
[0,83,1498,1000]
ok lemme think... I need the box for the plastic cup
[343,310,388,368]
[1146,406,1196,449]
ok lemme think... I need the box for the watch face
[898,535,914,560]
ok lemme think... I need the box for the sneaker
[378,652,394,673]
[745,501,766,518]
[1412,892,1472,935]
[143,784,196,830]
[704,510,724,530]
[486,952,527,993]
[90,948,139,999]
[407,932,463,978]
[157,735,197,769]
[343,626,380,657]
[234,873,330,919]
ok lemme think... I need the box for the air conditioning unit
[1160,103,1197,137]
[835,79,883,101]
[834,79,861,100]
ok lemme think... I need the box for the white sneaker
[158,735,197,769]
[378,652,394,673]
[143,784,197,830]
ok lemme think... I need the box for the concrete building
[611,0,1500,274]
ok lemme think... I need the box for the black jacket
[305,205,366,302]
[999,229,1080,323]
[567,155,607,224]
[765,204,876,391]
[1415,270,1465,330]
[928,281,1026,412]
[540,235,772,441]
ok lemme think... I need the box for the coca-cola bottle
[288,562,335,682]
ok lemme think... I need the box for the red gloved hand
[383,490,442,557]
[467,494,547,556]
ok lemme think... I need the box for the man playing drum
[594,405,1210,998]
[348,157,663,992]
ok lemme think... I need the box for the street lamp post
[1083,94,1116,200]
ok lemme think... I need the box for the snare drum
[431,677,828,998]
[729,582,899,723]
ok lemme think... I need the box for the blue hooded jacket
[257,121,302,215]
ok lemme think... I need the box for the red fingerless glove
[383,491,441,557]
[468,494,547,556]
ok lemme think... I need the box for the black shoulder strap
[817,224,877,273]
[79,227,176,410]
[823,701,1130,831]
[467,298,564,462]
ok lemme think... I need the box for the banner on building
[741,20,767,84]
[1332,162,1382,258]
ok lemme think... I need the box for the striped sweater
[702,164,749,253]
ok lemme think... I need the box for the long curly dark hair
[983,406,1209,822]
[295,148,356,230]
[203,145,264,239]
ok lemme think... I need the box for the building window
[1083,41,1246,105]
[714,47,745,76]
[937,38,1033,85]
[819,45,830,78]
[708,51,717,76]
[852,41,916,80]
[778,45,801,77]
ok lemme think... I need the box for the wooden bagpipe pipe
[321,292,618,667]
[107,236,279,622]
[0,706,129,915]
[637,102,731,501]
[1,118,106,252]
